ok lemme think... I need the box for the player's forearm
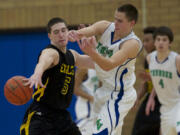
[77,26,96,38]
[149,88,156,99]
[33,63,45,77]
[89,51,116,71]
[34,58,53,76]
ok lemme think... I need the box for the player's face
[48,22,68,47]
[154,35,171,52]
[114,10,135,35]
[143,33,155,53]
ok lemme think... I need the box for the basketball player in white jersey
[74,68,99,127]
[146,26,180,135]
[68,4,143,135]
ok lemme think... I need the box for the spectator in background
[131,27,161,135]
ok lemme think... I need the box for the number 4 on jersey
[159,79,164,88]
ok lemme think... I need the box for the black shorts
[20,103,81,135]
[131,94,161,135]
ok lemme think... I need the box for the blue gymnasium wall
[0,32,81,135]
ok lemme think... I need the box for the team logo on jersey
[60,64,74,75]
[96,42,113,57]
[150,69,172,79]
[96,119,103,130]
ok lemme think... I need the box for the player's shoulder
[146,51,156,64]
[122,39,140,51]
[175,52,180,62]
[42,47,59,56]
[175,52,180,73]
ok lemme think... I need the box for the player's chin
[59,41,68,46]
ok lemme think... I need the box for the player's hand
[78,36,97,55]
[145,95,155,116]
[68,30,81,42]
[23,73,45,89]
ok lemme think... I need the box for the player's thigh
[91,101,113,135]
[20,112,56,135]
[161,115,176,135]
[62,122,82,135]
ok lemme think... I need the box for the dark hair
[47,17,67,33]
[153,26,174,43]
[143,26,157,35]
[117,4,138,23]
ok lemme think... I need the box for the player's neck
[114,30,132,40]
[58,46,66,53]
[51,42,67,53]
[157,50,170,62]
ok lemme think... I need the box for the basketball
[4,76,33,106]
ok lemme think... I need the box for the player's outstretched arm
[79,37,140,71]
[68,20,110,42]
[24,48,59,89]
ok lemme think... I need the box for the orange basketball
[4,76,33,106]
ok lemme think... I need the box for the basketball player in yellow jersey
[69,4,143,135]
[20,17,96,135]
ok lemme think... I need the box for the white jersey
[80,69,99,96]
[95,23,143,91]
[149,51,180,107]
[75,69,99,123]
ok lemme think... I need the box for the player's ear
[130,20,135,27]
[48,33,51,40]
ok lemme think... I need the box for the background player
[146,26,180,135]
[131,27,161,135]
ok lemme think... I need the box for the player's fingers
[35,82,39,89]
[145,103,150,116]
[39,81,45,88]
[151,102,155,111]
[81,38,86,48]
[68,34,76,42]
[68,31,77,42]
[23,81,30,86]
[29,82,35,89]
[84,38,88,47]
[145,108,150,116]
[22,78,29,82]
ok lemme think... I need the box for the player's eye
[53,30,59,35]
